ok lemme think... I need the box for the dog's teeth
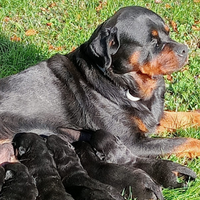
[126,90,140,101]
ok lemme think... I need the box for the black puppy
[0,162,38,200]
[89,130,196,188]
[75,141,163,200]
[46,135,124,200]
[12,133,74,200]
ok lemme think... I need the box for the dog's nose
[175,44,188,57]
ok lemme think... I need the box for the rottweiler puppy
[12,133,74,200]
[46,135,124,200]
[75,141,163,200]
[0,163,38,200]
[89,130,197,188]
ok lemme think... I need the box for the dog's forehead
[105,6,166,39]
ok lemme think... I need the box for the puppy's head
[87,6,188,76]
[46,135,75,159]
[12,132,43,159]
[4,163,29,181]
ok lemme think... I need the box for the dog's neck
[67,45,162,104]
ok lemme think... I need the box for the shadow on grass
[0,35,48,78]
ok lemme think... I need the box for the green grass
[0,0,200,199]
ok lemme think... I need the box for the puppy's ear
[88,26,120,72]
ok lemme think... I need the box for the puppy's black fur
[12,133,74,200]
[75,141,163,200]
[46,135,124,200]
[89,130,196,188]
[0,163,38,200]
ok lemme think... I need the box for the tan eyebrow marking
[164,25,170,33]
[152,30,158,37]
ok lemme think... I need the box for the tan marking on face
[129,51,140,71]
[164,25,170,33]
[152,30,158,37]
[140,46,179,76]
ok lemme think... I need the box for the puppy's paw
[151,160,196,188]
[124,169,164,200]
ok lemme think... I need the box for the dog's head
[4,163,29,180]
[87,6,188,75]
[85,6,188,99]
[12,132,43,159]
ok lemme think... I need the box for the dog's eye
[151,38,158,46]
[151,38,161,48]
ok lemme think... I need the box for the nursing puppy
[89,130,196,188]
[12,133,74,200]
[75,141,163,200]
[46,135,124,200]
[0,163,38,200]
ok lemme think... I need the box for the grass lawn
[0,0,200,199]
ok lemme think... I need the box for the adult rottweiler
[12,133,74,200]
[0,163,38,200]
[0,4,200,191]
[0,6,200,156]
[46,135,124,200]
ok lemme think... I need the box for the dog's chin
[175,55,189,72]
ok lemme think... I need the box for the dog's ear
[88,26,120,72]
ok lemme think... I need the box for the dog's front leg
[156,111,200,133]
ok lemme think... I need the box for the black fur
[75,141,163,200]
[89,130,197,188]
[0,6,188,156]
[46,135,124,200]
[0,163,38,200]
[0,6,195,199]
[12,133,74,200]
